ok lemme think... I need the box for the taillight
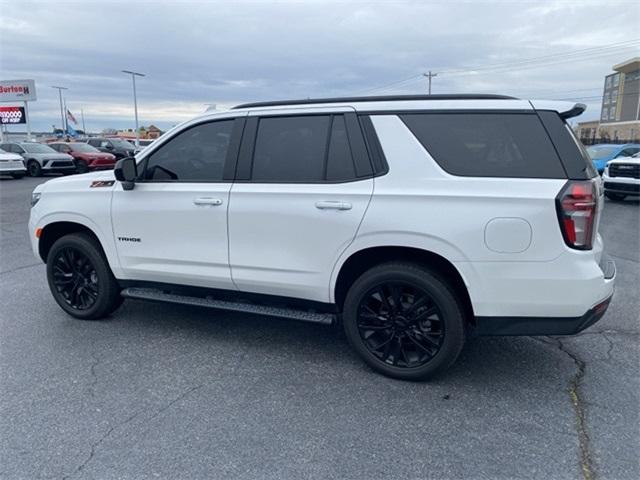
[556,180,598,250]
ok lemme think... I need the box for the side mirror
[105,144,114,150]
[114,156,138,191]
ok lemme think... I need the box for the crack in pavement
[61,384,203,480]
[0,262,43,275]
[540,336,596,480]
[86,352,101,399]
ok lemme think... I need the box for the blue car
[586,143,640,173]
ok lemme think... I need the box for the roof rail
[231,94,518,110]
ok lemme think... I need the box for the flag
[66,122,78,137]
[66,109,78,125]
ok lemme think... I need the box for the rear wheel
[342,262,466,380]
[27,160,42,177]
[46,233,123,320]
[605,192,626,201]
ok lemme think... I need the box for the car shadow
[96,298,572,388]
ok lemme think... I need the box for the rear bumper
[473,258,615,335]
[474,294,613,335]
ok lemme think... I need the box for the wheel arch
[38,221,103,263]
[333,246,475,324]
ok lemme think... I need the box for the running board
[120,287,335,325]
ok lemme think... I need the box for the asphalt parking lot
[1,176,638,480]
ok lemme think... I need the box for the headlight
[31,192,41,207]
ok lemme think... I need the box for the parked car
[49,142,116,173]
[28,94,614,380]
[602,151,640,201]
[0,142,75,177]
[133,138,156,155]
[586,143,640,173]
[0,150,27,179]
[86,137,135,159]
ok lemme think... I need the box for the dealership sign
[0,80,37,102]
[0,106,26,124]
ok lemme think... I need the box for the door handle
[193,197,223,206]
[315,201,352,211]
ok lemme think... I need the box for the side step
[120,287,335,325]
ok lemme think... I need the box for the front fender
[31,212,121,276]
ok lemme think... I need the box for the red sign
[0,106,26,124]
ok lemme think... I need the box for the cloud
[1,0,638,132]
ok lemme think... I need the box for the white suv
[28,95,615,380]
[602,152,640,201]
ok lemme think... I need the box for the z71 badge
[90,180,115,188]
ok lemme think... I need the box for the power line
[438,40,640,75]
[358,39,640,94]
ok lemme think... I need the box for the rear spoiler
[559,103,586,119]
[528,100,587,120]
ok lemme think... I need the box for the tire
[605,192,626,201]
[342,262,466,381]
[75,161,89,174]
[11,173,25,179]
[46,233,123,320]
[27,160,42,177]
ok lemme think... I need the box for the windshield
[111,139,134,148]
[586,146,618,160]
[69,143,100,152]
[22,143,57,154]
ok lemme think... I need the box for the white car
[602,152,640,201]
[0,150,27,178]
[28,94,615,380]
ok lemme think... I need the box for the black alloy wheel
[28,160,42,177]
[51,247,99,310]
[343,262,466,380]
[46,233,123,319]
[357,282,444,368]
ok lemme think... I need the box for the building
[577,57,640,143]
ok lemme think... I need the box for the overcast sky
[1,0,638,133]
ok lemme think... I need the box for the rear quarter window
[400,113,566,179]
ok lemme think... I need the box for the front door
[111,116,244,290]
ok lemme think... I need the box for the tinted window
[252,116,330,182]
[401,113,566,178]
[326,115,357,181]
[87,139,98,147]
[143,120,234,182]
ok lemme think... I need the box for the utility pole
[423,71,438,95]
[81,109,86,134]
[51,86,68,135]
[122,70,145,148]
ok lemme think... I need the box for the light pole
[122,70,145,148]
[51,86,68,135]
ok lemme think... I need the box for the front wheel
[605,192,626,201]
[75,161,89,174]
[46,233,123,320]
[342,262,466,381]
[27,160,42,177]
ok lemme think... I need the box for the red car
[49,142,116,173]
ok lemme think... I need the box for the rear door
[228,108,374,302]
